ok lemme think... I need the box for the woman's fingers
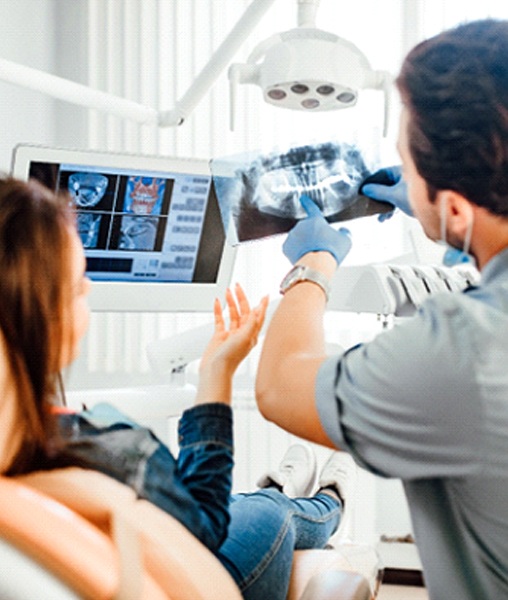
[213,297,225,334]
[223,285,269,337]
[234,283,251,320]
[255,295,269,329]
[227,283,251,329]
[225,287,240,330]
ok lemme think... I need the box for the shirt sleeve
[316,295,483,480]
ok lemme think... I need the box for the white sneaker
[257,443,317,498]
[318,451,357,539]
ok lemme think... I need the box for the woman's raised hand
[201,283,268,375]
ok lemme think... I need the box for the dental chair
[0,467,377,599]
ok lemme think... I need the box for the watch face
[282,266,304,289]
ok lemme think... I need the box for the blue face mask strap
[440,195,448,244]
[463,211,473,256]
[440,195,474,256]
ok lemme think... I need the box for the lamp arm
[297,0,321,28]
[0,57,159,125]
[0,0,276,128]
[158,0,277,127]
[364,70,394,137]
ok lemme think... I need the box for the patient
[0,176,355,600]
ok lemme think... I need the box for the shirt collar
[480,247,508,286]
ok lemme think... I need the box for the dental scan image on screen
[44,166,216,284]
[11,145,236,312]
[211,140,391,244]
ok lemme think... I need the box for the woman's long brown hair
[0,177,75,474]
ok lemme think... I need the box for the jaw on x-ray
[211,141,391,244]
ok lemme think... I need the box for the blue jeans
[218,489,341,600]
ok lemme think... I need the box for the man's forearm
[255,251,337,447]
[260,251,335,369]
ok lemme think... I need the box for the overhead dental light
[229,0,392,133]
[0,0,390,132]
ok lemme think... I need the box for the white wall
[52,0,89,148]
[0,0,55,171]
[0,0,89,171]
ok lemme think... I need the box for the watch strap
[280,265,331,302]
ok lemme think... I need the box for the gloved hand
[360,165,413,220]
[283,195,352,265]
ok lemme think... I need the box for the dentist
[256,18,508,600]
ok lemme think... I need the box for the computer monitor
[11,144,237,312]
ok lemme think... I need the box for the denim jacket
[52,402,233,552]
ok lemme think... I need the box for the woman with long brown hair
[0,176,351,600]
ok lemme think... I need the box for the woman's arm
[176,284,268,549]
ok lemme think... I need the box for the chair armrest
[299,570,372,600]
[19,468,242,600]
[288,546,381,600]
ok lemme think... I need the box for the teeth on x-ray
[211,140,379,244]
[245,142,370,219]
[127,176,165,215]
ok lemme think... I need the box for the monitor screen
[11,144,237,312]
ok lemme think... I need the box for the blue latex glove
[360,165,413,220]
[283,195,352,265]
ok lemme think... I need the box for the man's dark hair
[397,19,508,216]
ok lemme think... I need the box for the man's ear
[436,189,474,238]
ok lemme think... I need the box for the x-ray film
[211,141,392,244]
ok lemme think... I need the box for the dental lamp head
[229,27,392,135]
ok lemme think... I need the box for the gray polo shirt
[316,248,508,600]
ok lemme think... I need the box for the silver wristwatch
[279,265,331,302]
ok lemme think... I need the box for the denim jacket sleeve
[175,403,234,549]
[52,402,234,552]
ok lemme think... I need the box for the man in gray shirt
[255,19,508,600]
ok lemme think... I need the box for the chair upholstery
[0,537,81,600]
[17,468,242,600]
[299,570,372,600]
[7,467,375,600]
[289,548,375,600]
[0,475,166,599]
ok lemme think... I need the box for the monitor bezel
[11,143,237,312]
